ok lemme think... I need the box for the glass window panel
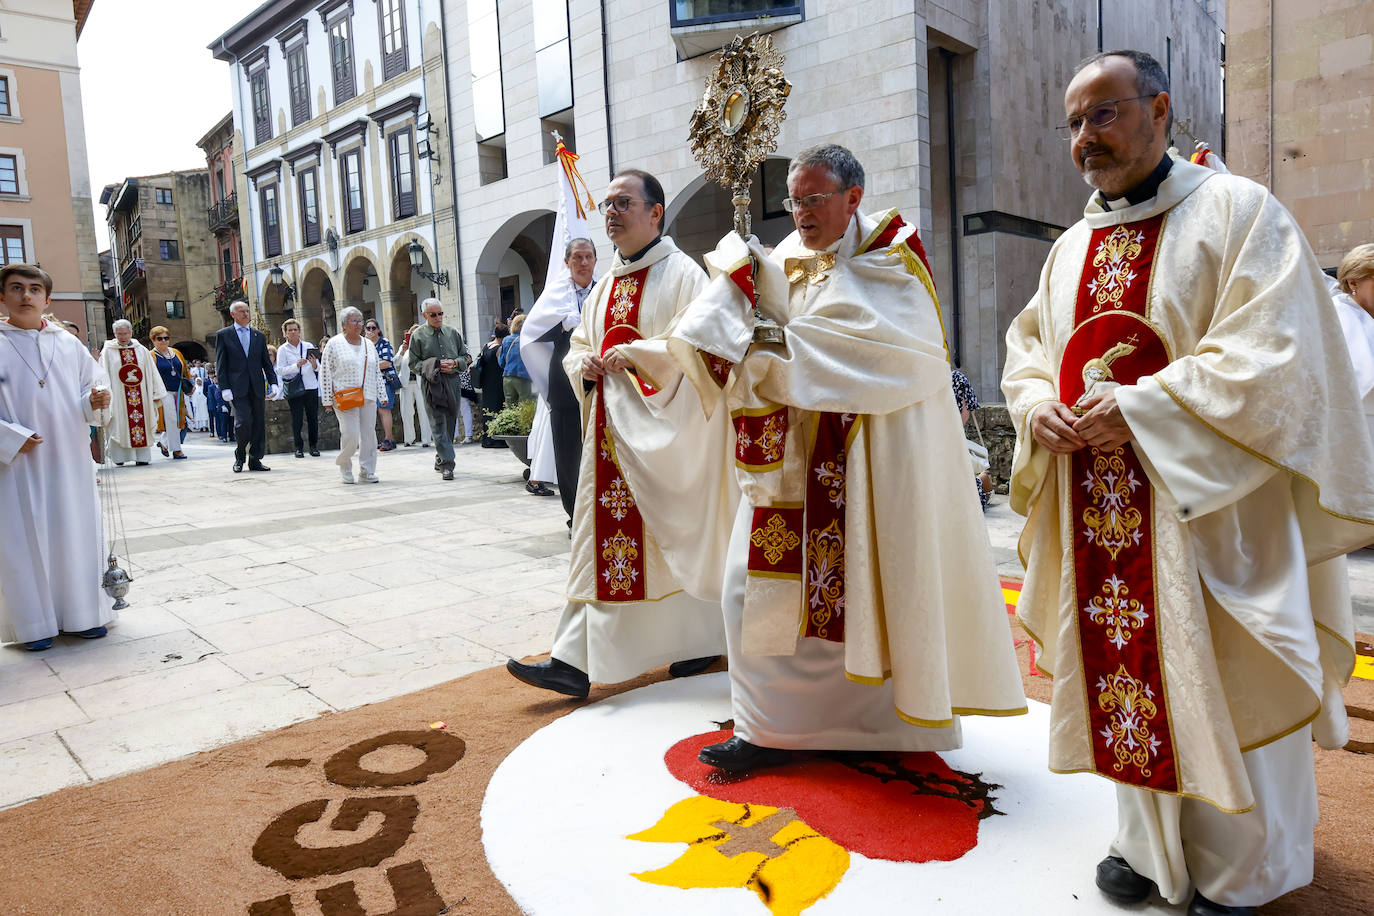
[674,0,798,23]
[0,155,18,194]
[472,72,505,140]
[0,78,10,116]
[5,237,24,264]
[532,0,568,50]
[536,39,572,117]
[468,12,500,76]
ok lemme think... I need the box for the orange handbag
[334,345,367,410]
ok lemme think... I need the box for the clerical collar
[1099,154,1173,210]
[619,235,662,264]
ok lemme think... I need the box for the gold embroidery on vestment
[599,477,635,521]
[805,520,845,638]
[600,530,641,595]
[1081,447,1144,560]
[610,277,640,323]
[1096,664,1163,776]
[784,252,835,286]
[1085,574,1147,650]
[1087,225,1146,311]
[750,514,801,565]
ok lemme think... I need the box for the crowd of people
[5,46,1374,916]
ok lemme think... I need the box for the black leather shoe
[1188,892,1254,916]
[295,449,304,458]
[233,460,244,473]
[309,448,320,457]
[506,657,589,698]
[442,469,454,480]
[668,655,720,678]
[1095,855,1153,904]
[248,461,271,472]
[698,736,797,773]
[525,481,555,496]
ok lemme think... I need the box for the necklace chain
[2,330,51,388]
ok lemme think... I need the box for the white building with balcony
[211,0,457,344]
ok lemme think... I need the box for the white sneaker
[340,469,355,484]
[358,471,380,484]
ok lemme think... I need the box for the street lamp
[269,262,297,312]
[407,239,450,288]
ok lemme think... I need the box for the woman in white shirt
[394,323,433,447]
[276,318,321,457]
[318,305,388,483]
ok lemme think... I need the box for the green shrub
[486,398,537,436]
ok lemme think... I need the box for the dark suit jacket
[215,322,277,400]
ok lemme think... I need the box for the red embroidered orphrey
[117,348,148,448]
[1062,214,1178,791]
[592,267,653,602]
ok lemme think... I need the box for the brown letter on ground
[315,860,445,916]
[252,796,421,880]
[324,730,466,789]
[248,894,296,915]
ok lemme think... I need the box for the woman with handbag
[319,306,389,484]
[276,318,321,457]
[149,325,189,460]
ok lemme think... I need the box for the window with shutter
[251,70,272,144]
[298,166,321,246]
[329,16,356,105]
[0,225,25,264]
[389,127,416,219]
[341,149,365,233]
[378,0,408,81]
[287,45,310,126]
[260,184,282,257]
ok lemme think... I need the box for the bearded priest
[1002,51,1374,916]
[100,318,165,466]
[505,169,729,699]
[613,143,1026,774]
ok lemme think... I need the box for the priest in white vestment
[1002,52,1374,916]
[0,265,116,650]
[100,318,165,466]
[615,144,1026,774]
[506,169,728,698]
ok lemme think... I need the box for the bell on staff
[102,554,132,610]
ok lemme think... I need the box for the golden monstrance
[688,32,791,343]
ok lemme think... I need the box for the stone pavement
[2,432,1372,810]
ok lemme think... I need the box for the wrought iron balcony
[208,194,239,233]
[120,257,146,291]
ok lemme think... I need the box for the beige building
[99,171,220,360]
[0,0,103,343]
[1226,0,1372,269]
[441,0,1226,395]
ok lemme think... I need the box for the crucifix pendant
[38,380,45,388]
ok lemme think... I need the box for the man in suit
[215,300,278,472]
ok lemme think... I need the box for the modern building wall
[0,0,103,345]
[440,0,1224,395]
[1227,0,1372,269]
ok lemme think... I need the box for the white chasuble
[1003,156,1374,815]
[0,321,116,643]
[99,339,165,455]
[552,237,727,682]
[621,211,1026,746]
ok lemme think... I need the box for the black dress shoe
[1188,892,1254,916]
[442,469,454,480]
[668,655,720,678]
[1095,855,1154,904]
[525,481,555,496]
[233,459,244,473]
[248,461,271,472]
[505,657,589,698]
[295,449,304,458]
[698,736,797,773]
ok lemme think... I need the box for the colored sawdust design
[662,729,1000,864]
[629,796,849,916]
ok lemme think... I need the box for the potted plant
[486,399,537,467]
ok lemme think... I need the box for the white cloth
[1112,728,1317,907]
[399,379,432,445]
[276,339,320,391]
[335,399,378,476]
[459,398,474,439]
[318,336,386,407]
[99,339,165,453]
[188,379,208,430]
[157,392,181,453]
[527,396,556,482]
[0,320,115,643]
[552,236,726,681]
[1328,275,1374,443]
[521,156,593,397]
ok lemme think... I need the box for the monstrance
[688,32,791,343]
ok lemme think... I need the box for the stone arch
[297,259,335,341]
[665,156,794,264]
[473,209,555,337]
[340,245,384,331]
[384,233,433,338]
[258,278,289,346]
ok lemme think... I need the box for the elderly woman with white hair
[318,305,389,483]
[1334,243,1374,443]
[99,318,165,466]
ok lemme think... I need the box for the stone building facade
[196,113,247,328]
[438,0,1225,395]
[99,171,220,359]
[1226,0,1372,269]
[210,0,458,347]
[0,0,104,344]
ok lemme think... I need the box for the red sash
[117,348,149,448]
[592,268,653,602]
[1061,214,1178,791]
[744,411,859,643]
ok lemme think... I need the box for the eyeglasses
[425,311,443,318]
[1057,94,1159,137]
[365,325,378,331]
[782,191,840,213]
[597,195,649,215]
[154,336,170,340]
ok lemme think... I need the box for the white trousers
[400,380,432,445]
[157,393,180,453]
[459,398,474,439]
[722,499,961,751]
[335,400,378,476]
[1112,727,1317,907]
